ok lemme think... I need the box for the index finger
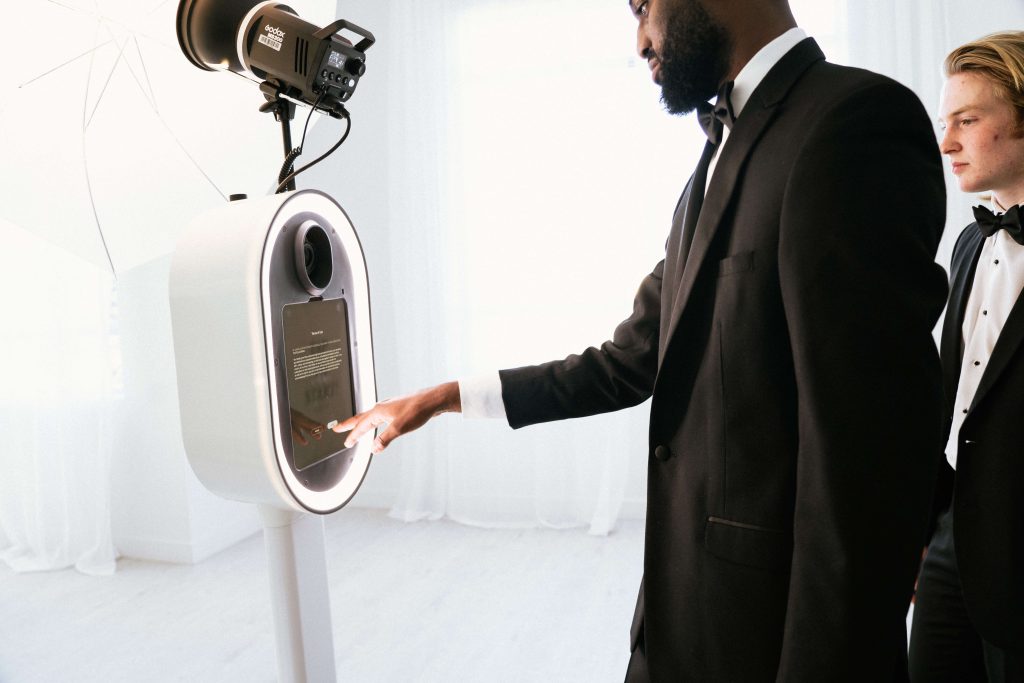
[340,408,388,448]
[332,413,359,433]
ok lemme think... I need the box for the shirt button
[984,310,989,316]
[995,259,1000,265]
[962,409,968,414]
[654,445,671,461]
[974,361,981,366]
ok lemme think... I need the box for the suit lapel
[941,226,984,416]
[662,38,825,350]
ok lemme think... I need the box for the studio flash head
[176,0,374,117]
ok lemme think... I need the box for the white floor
[0,509,644,683]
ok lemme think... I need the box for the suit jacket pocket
[716,251,754,277]
[704,516,791,572]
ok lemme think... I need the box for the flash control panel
[315,48,365,102]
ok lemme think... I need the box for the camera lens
[294,221,333,295]
[303,241,316,272]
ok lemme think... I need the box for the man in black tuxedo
[340,0,949,679]
[909,32,1024,682]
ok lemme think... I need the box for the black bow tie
[973,204,1024,245]
[696,81,736,146]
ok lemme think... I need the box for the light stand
[259,505,337,683]
[258,86,299,193]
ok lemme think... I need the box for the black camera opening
[295,221,333,296]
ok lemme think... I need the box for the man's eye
[960,118,976,127]
[635,1,649,17]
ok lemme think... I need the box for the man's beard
[657,0,733,115]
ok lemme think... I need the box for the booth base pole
[258,504,337,683]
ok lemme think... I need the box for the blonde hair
[945,31,1024,126]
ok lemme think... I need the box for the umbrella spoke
[131,36,160,113]
[44,0,87,13]
[82,18,101,132]
[157,116,229,201]
[85,32,130,131]
[81,144,118,277]
[19,41,114,89]
[78,14,116,275]
[147,0,174,16]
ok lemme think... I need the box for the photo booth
[170,190,376,682]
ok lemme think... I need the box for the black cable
[278,148,302,186]
[277,91,328,188]
[298,91,325,151]
[276,109,351,194]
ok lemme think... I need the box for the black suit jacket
[499,39,948,680]
[936,223,1024,653]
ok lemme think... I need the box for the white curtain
[378,0,689,533]
[0,220,119,575]
[376,0,463,522]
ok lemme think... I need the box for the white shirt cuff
[458,372,507,420]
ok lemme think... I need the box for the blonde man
[913,31,1024,681]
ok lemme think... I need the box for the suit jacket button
[654,445,671,461]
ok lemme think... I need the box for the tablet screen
[281,298,356,470]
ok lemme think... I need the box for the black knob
[345,59,366,77]
[654,445,671,462]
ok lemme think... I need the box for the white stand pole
[258,504,338,683]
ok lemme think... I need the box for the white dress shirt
[705,27,807,190]
[945,206,1024,468]
[460,27,809,420]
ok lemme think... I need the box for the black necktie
[974,204,1024,245]
[680,82,735,269]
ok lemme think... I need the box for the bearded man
[340,0,949,679]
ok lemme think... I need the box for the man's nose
[637,27,652,59]
[940,128,959,155]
